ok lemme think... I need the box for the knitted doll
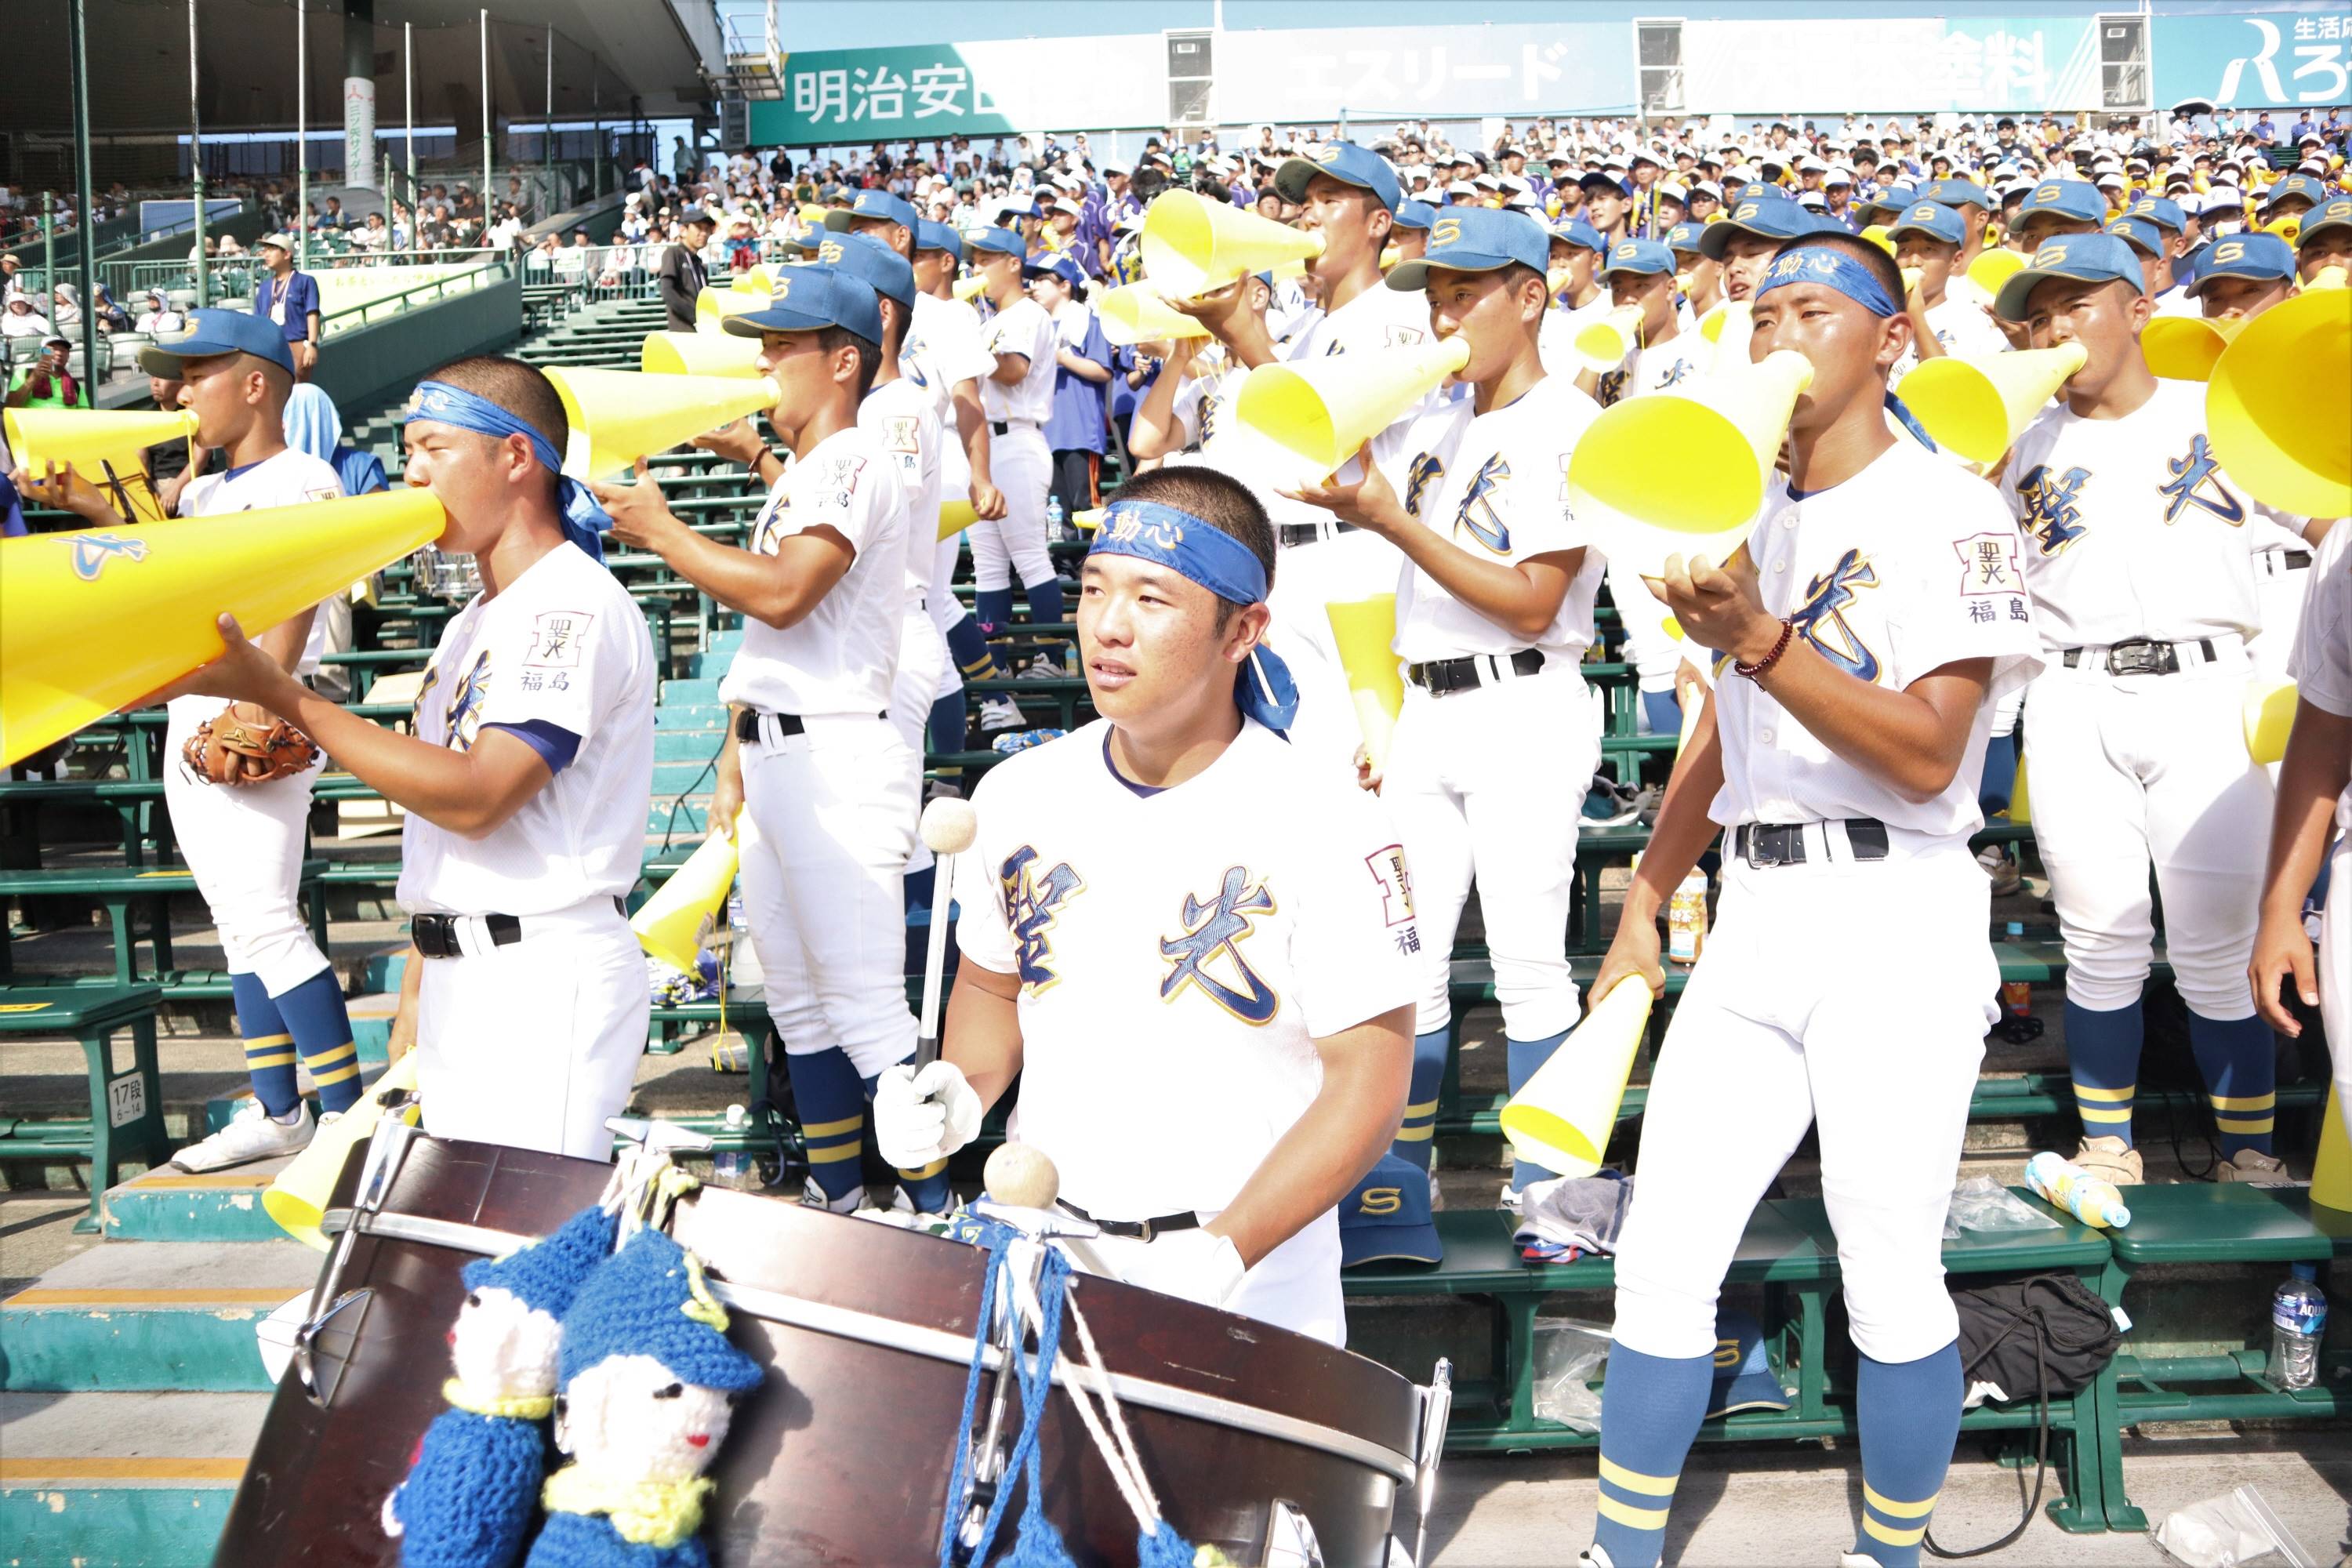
[525,1229,764,1568]
[383,1204,620,1568]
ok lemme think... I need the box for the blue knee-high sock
[1853,1341,1963,1568]
[2066,997,2143,1148]
[1590,1345,1713,1568]
[857,1068,954,1212]
[1507,1031,1571,1191]
[230,972,302,1118]
[787,1047,869,1202]
[2189,1011,2277,1158]
[271,969,361,1114]
[1977,732,2017,818]
[945,615,1007,681]
[928,690,968,755]
[1021,575,1065,627]
[1393,1028,1449,1171]
[1639,688,1680,738]
[975,586,1014,630]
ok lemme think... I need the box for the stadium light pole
[543,31,553,207]
[68,0,99,406]
[481,9,492,210]
[297,0,309,273]
[405,21,416,200]
[191,0,209,307]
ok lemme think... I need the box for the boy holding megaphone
[1573,232,2042,1568]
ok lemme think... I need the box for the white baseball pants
[414,898,648,1160]
[2021,644,2271,1018]
[967,422,1054,596]
[164,699,331,996]
[2252,550,2313,684]
[736,713,920,1076]
[1086,1208,1346,1348]
[1383,663,1600,1039]
[1264,530,1410,789]
[1612,837,1994,1364]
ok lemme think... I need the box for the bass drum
[218,1132,1427,1566]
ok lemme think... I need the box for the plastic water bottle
[2270,1264,2327,1390]
[2025,1150,2132,1229]
[713,1105,753,1189]
[1046,495,1065,536]
[1666,870,1708,965]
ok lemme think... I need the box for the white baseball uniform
[2005,378,2274,1018]
[906,289,997,651]
[166,448,344,995]
[1889,292,2012,381]
[720,426,920,1076]
[1386,374,1607,1040]
[956,716,1420,1345]
[2250,512,2325,684]
[1535,297,1617,382]
[400,539,657,1159]
[861,376,950,763]
[1613,436,2042,1363]
[1597,329,1712,702]
[975,294,1058,605]
[2290,523,2352,1098]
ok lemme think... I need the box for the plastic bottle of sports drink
[713,1104,754,1190]
[2270,1264,2327,1390]
[1666,870,1708,966]
[2025,1150,2132,1228]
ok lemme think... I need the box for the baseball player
[1994,233,2307,1185]
[597,266,924,1214]
[1579,232,2041,1568]
[2011,179,2107,248]
[1285,208,1605,1193]
[1391,198,1437,265]
[1124,274,1267,464]
[172,356,655,1160]
[967,226,1065,664]
[873,466,1417,1346]
[1887,200,2011,379]
[2298,197,2352,282]
[1700,188,1818,310]
[2116,195,2198,314]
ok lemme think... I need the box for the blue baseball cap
[1599,237,1678,278]
[827,189,920,235]
[1336,1154,1442,1268]
[2187,231,2297,297]
[2103,215,2165,257]
[2015,179,2108,229]
[811,230,915,312]
[967,225,1026,260]
[1919,177,1992,212]
[2125,195,2188,234]
[1993,233,2147,320]
[2302,197,2352,247]
[1392,199,1439,232]
[1664,220,1706,256]
[914,219,964,262]
[1699,192,1810,260]
[1022,251,1084,290]
[1274,141,1401,213]
[138,306,296,379]
[2265,172,2330,213]
[720,263,884,343]
[1385,205,1550,291]
[1706,1309,1791,1417]
[1549,218,1605,254]
[1889,200,1966,245]
[1860,183,1918,220]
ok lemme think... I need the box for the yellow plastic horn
[1565,349,1815,579]
[1380,244,1401,271]
[2207,283,2352,516]
[2006,756,2031,824]
[694,281,772,336]
[2316,1088,2352,1212]
[1497,975,1653,1179]
[2265,212,2303,248]
[953,274,989,302]
[1231,336,1470,485]
[938,499,977,542]
[641,330,765,378]
[2310,266,2350,292]
[1140,188,1323,299]
[4,407,197,475]
[2142,315,2247,382]
[543,366,779,481]
[1572,303,1647,372]
[1894,343,2087,466]
[0,488,448,767]
[1966,246,2028,296]
[262,1055,421,1250]
[1900,265,1923,296]
[2245,677,2298,766]
[1096,282,1214,347]
[1326,596,1406,768]
[1861,223,1896,258]
[631,813,757,973]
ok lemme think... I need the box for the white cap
[1446,181,1478,201]
[2203,186,2244,213]
[1825,164,1855,185]
[1727,163,1759,182]
[1656,180,1688,201]
[1798,155,1828,173]
[1692,180,1724,200]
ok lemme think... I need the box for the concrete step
[1,1240,316,1392]
[0,1389,260,1568]
[100,1160,295,1244]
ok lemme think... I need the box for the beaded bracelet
[1734,619,1795,684]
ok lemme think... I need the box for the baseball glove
[182,705,320,786]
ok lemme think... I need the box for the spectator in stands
[317,196,349,232]
[1026,252,1110,532]
[133,288,185,336]
[144,368,201,517]
[349,211,389,256]
[281,383,385,699]
[2,292,50,339]
[89,282,128,335]
[48,283,82,334]
[250,234,321,380]
[0,253,25,303]
[5,337,80,410]
[657,206,713,332]
[503,175,538,226]
[552,231,592,290]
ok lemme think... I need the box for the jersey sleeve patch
[1952,532,2024,597]
[525,610,596,668]
[1365,844,1417,929]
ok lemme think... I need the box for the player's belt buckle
[2103,639,2177,677]
[1737,823,1805,869]
[410,912,460,959]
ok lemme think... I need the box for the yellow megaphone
[2245,677,2299,766]
[543,366,779,481]
[1497,975,1654,1178]
[3,408,198,521]
[632,813,757,973]
[1861,223,1896,258]
[2208,282,2352,517]
[2310,266,2350,292]
[1698,299,1753,367]
[0,488,448,767]
[1140,188,1323,299]
[2142,315,2247,381]
[1900,266,1923,296]
[1231,336,1469,485]
[1096,282,1214,347]
[2316,1088,2352,1212]
[641,329,765,378]
[938,499,977,542]
[1967,247,2027,295]
[953,273,989,302]
[2266,212,2303,248]
[1380,245,1401,271]
[1894,343,2086,466]
[1326,596,1406,769]
[262,1055,421,1250]
[694,281,771,335]
[1572,303,1647,372]
[1565,349,1814,579]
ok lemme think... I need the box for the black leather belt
[2058,637,2216,676]
[1276,521,1359,548]
[1732,818,1889,869]
[2274,549,2314,569]
[990,420,1009,435]
[1058,1198,1201,1242]
[412,898,626,959]
[1407,648,1545,695]
[734,708,890,742]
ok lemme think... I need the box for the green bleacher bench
[0,983,169,1232]
[0,860,329,995]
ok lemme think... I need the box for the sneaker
[800,1178,867,1214]
[1015,653,1063,680]
[1977,844,2024,898]
[924,779,964,805]
[2216,1148,2289,1184]
[1583,773,1642,826]
[977,695,1025,733]
[1837,1555,1878,1568]
[1427,1167,1445,1212]
[169,1098,315,1173]
[890,1184,959,1218]
[2074,1134,2145,1186]
[1577,1548,1617,1568]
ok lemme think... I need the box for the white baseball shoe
[2216,1148,2289,1183]
[169,1098,315,1173]
[1838,1555,1881,1566]
[2074,1134,2145,1186]
[800,1177,867,1214]
[977,695,1025,733]
[1575,1548,1616,1568]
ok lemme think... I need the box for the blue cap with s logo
[2187,230,2296,296]
[1992,233,2146,320]
[1698,191,1810,260]
[1273,141,1402,213]
[1385,206,1551,290]
[1336,1152,1443,1267]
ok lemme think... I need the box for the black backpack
[1927,1272,2124,1559]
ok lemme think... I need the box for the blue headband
[1087,497,1299,733]
[1749,248,1940,454]
[401,380,608,564]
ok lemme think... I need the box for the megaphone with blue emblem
[1141,189,1324,299]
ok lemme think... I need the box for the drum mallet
[914,797,978,1071]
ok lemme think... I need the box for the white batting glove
[872,1060,982,1170]
[1114,1229,1247,1312]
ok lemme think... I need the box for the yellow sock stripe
[1863,1484,1937,1519]
[1595,1495,1671,1532]
[1404,1098,1440,1120]
[1394,1124,1435,1142]
[2078,1104,2136,1124]
[1597,1457,1679,1497]
[802,1114,863,1139]
[310,1062,361,1087]
[2210,1094,2276,1112]
[304,1043,358,1069]
[897,1157,949,1180]
[242,1033,294,1053]
[1862,1515,1928,1547]
[2216,1116,2276,1134]
[2073,1083,2135,1102]
[245,1051,298,1070]
[808,1142,863,1163]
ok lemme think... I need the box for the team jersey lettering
[2158,434,2245,526]
[1454,455,1512,554]
[2017,463,2092,556]
[1159,866,1279,1025]
[1000,846,1083,993]
[1653,358,1693,390]
[751,495,790,556]
[1790,549,1882,682]
[441,649,492,753]
[1404,452,1446,519]
[1596,368,1628,407]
